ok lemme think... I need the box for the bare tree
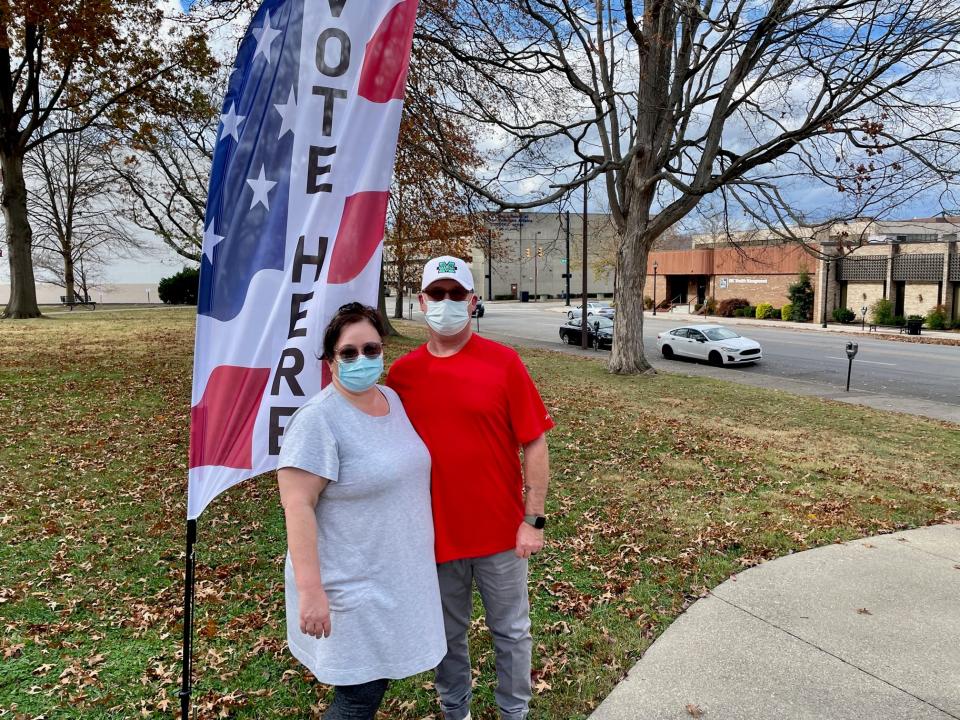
[0,3,214,318]
[108,101,218,263]
[418,0,960,372]
[25,115,139,303]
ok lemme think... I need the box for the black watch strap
[524,514,546,529]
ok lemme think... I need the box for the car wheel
[561,332,570,344]
[592,336,599,350]
[708,350,724,367]
[661,344,674,359]
[567,311,574,319]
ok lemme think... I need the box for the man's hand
[516,521,544,559]
[299,586,331,638]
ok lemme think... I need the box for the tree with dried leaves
[418,0,960,373]
[0,1,213,318]
[384,108,487,319]
[25,113,138,303]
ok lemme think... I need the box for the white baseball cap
[421,255,474,291]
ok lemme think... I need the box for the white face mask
[425,299,471,336]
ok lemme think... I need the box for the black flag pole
[179,518,198,719]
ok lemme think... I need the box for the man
[387,255,553,720]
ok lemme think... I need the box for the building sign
[721,278,768,287]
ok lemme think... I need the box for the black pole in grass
[179,519,197,719]
[581,183,589,350]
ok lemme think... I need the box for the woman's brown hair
[321,302,386,361]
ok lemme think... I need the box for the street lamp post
[821,257,830,328]
[652,261,659,316]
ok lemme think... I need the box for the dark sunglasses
[423,287,470,302]
[334,342,383,363]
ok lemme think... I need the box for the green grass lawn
[1,307,958,719]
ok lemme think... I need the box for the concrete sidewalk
[589,524,960,720]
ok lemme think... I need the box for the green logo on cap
[438,261,457,273]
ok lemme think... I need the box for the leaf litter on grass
[0,310,958,718]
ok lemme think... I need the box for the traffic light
[537,246,543,258]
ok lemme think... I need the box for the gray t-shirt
[278,384,446,685]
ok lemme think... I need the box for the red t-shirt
[386,334,554,563]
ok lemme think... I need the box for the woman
[277,302,446,719]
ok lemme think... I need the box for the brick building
[648,217,960,323]
[466,212,960,325]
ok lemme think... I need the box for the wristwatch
[524,514,547,529]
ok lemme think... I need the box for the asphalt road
[439,302,960,418]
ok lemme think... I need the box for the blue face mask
[337,355,384,393]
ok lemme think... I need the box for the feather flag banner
[187,0,418,519]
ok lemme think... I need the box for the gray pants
[435,549,532,720]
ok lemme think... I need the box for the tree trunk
[63,244,76,304]
[609,218,654,374]
[1,151,41,318]
[393,265,405,319]
[378,259,399,336]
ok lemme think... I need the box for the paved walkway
[589,523,960,720]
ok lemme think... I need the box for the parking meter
[845,341,858,391]
[860,304,868,331]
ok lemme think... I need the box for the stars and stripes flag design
[187,0,418,519]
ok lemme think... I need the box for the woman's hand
[299,586,332,638]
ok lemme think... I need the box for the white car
[567,302,609,319]
[656,324,762,366]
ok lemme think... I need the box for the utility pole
[487,230,493,300]
[565,211,571,306]
[518,210,524,301]
[534,231,541,301]
[581,184,589,349]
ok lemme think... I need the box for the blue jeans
[323,679,389,720]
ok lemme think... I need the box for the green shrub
[832,307,856,323]
[787,270,815,322]
[158,267,199,305]
[742,305,757,318]
[755,302,775,319]
[770,307,781,319]
[717,298,750,317]
[644,295,654,310]
[780,303,794,321]
[894,315,906,327]
[703,297,717,315]
[927,305,948,330]
[871,298,895,325]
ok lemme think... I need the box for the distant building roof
[654,233,694,251]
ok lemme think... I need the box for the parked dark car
[472,297,485,318]
[559,316,613,350]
